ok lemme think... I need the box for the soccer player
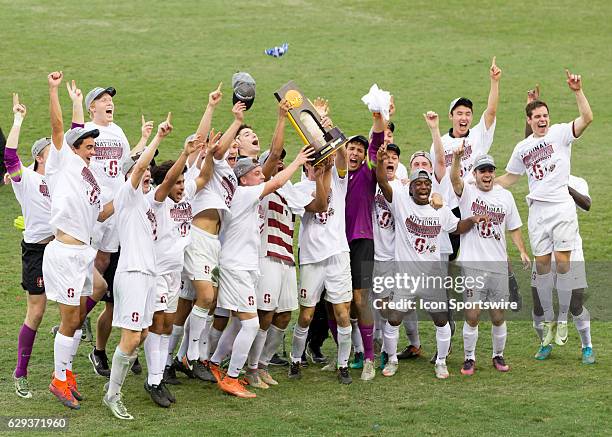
[450,146,530,375]
[44,71,114,410]
[496,70,593,352]
[103,115,171,418]
[5,94,53,398]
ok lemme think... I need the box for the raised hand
[527,85,540,103]
[490,56,502,81]
[185,133,203,155]
[320,115,333,130]
[294,145,316,166]
[566,69,582,92]
[376,144,388,164]
[66,80,83,103]
[453,140,465,159]
[209,82,223,107]
[278,98,292,118]
[313,97,329,117]
[12,93,26,118]
[157,112,173,138]
[141,114,154,139]
[423,111,439,130]
[207,128,222,149]
[48,71,63,88]
[430,192,444,210]
[232,101,246,122]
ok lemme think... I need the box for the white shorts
[183,227,220,285]
[92,215,119,253]
[113,271,157,330]
[155,271,182,313]
[43,240,96,306]
[257,257,298,312]
[299,252,353,307]
[218,269,259,314]
[214,307,230,317]
[178,274,195,301]
[461,267,509,304]
[528,199,577,256]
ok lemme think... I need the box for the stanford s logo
[131,312,140,323]
[36,277,44,288]
[67,287,75,298]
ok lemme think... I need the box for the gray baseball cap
[409,169,432,184]
[184,133,197,148]
[232,72,256,110]
[31,137,51,159]
[85,86,116,111]
[409,150,432,165]
[259,148,286,166]
[121,156,137,175]
[65,127,100,148]
[233,157,260,180]
[473,154,496,171]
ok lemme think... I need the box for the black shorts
[349,238,374,290]
[21,240,48,295]
[449,207,461,262]
[101,249,120,303]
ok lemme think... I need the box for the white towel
[361,84,391,120]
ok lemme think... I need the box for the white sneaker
[382,361,398,377]
[321,359,337,372]
[555,321,568,346]
[103,393,133,420]
[435,362,449,379]
[360,359,375,381]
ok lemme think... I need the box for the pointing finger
[492,56,496,67]
[216,82,222,92]
[166,112,172,124]
[13,93,19,106]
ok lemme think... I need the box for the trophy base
[311,127,347,166]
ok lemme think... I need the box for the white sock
[491,322,507,357]
[187,306,209,361]
[573,307,592,348]
[291,324,309,363]
[198,315,214,362]
[532,310,545,342]
[350,318,364,353]
[144,332,162,386]
[107,346,136,401]
[247,329,268,370]
[227,318,259,378]
[383,321,400,363]
[337,325,352,368]
[435,323,451,365]
[53,333,73,382]
[177,315,191,360]
[259,324,285,367]
[210,317,241,364]
[403,311,420,348]
[463,323,478,360]
[555,272,572,323]
[207,326,223,360]
[535,272,555,322]
[68,329,82,372]
[167,324,184,366]
[373,307,384,341]
[160,334,170,373]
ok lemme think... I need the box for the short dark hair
[72,132,97,149]
[387,121,395,133]
[450,97,473,115]
[151,160,186,186]
[526,100,549,118]
[236,124,252,137]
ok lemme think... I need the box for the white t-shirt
[295,167,350,264]
[148,182,195,274]
[373,180,401,261]
[396,163,408,181]
[432,113,496,182]
[85,122,131,203]
[46,142,101,244]
[184,159,200,182]
[115,180,157,275]
[11,166,53,243]
[457,183,522,273]
[569,175,589,252]
[190,156,237,218]
[219,184,266,271]
[506,123,575,203]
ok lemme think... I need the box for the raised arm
[484,56,502,129]
[214,102,245,160]
[566,70,593,138]
[368,111,386,166]
[66,80,84,126]
[375,144,393,203]
[450,141,465,196]
[4,94,27,181]
[509,227,531,269]
[569,186,591,211]
[131,115,154,155]
[193,137,218,193]
[494,172,520,188]
[305,157,332,213]
[196,83,223,140]
[154,134,202,202]
[262,98,291,180]
[261,146,315,199]
[48,71,64,149]
[524,85,540,138]
[424,111,446,182]
[131,113,172,189]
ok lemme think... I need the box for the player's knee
[272,311,291,329]
[213,315,229,330]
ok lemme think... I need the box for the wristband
[13,113,23,127]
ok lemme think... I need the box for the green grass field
[1,0,611,435]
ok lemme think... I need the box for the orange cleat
[209,362,226,383]
[65,370,84,401]
[218,376,256,398]
[49,377,80,410]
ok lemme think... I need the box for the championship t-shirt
[190,156,237,219]
[372,179,402,262]
[11,166,53,243]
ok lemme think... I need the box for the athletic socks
[359,323,374,361]
[556,271,572,323]
[159,334,170,374]
[247,329,268,370]
[227,318,259,378]
[535,272,555,322]
[463,323,478,360]
[435,323,451,365]
[15,323,37,378]
[85,296,97,315]
[403,311,421,348]
[327,319,338,344]
[144,332,162,386]
[532,310,545,342]
[574,307,592,348]
[167,324,184,367]
[68,329,82,372]
[259,324,285,367]
[210,318,241,364]
[350,319,363,353]
[53,333,73,382]
[337,325,352,368]
[198,315,214,362]
[491,322,507,357]
[187,306,209,361]
[291,324,309,363]
[383,321,400,363]
[207,326,223,360]
[177,315,191,360]
[107,346,136,402]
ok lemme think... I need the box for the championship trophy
[274,81,347,165]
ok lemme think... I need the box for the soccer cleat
[144,380,171,408]
[379,351,388,370]
[492,356,510,372]
[193,360,216,382]
[321,358,337,372]
[508,273,522,312]
[244,370,269,389]
[257,368,278,386]
[350,352,364,369]
[306,344,328,364]
[66,370,83,401]
[103,392,133,420]
[534,344,553,360]
[288,361,302,379]
[49,377,80,410]
[163,365,181,385]
[397,345,422,360]
[218,376,256,398]
[435,362,449,379]
[382,361,398,377]
[50,325,59,337]
[131,356,142,375]
[159,382,176,403]
[13,371,32,399]
[269,353,289,367]
[542,321,556,346]
[337,366,352,385]
[300,350,308,368]
[581,347,595,365]
[81,316,94,343]
[460,359,476,376]
[208,362,225,383]
[174,356,194,378]
[360,359,375,381]
[555,321,569,346]
[89,348,111,378]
